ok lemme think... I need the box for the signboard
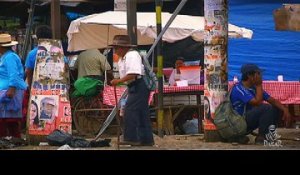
[204,0,228,133]
[114,0,126,11]
[273,4,300,31]
[28,39,72,136]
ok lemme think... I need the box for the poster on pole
[28,39,72,136]
[204,0,228,131]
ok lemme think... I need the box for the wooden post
[126,0,137,45]
[51,0,61,39]
[155,0,164,137]
[21,0,36,64]
[203,0,228,142]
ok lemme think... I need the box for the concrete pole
[155,0,164,137]
[203,0,228,142]
[126,0,137,45]
[51,0,61,39]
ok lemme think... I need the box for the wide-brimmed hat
[0,34,18,47]
[109,35,137,47]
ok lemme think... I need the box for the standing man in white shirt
[110,35,154,146]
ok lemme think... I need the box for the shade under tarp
[67,11,253,52]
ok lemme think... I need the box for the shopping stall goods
[27,39,72,144]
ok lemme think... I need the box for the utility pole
[127,0,137,45]
[21,0,36,63]
[51,0,61,39]
[155,0,164,137]
[203,0,228,142]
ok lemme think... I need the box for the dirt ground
[6,128,300,150]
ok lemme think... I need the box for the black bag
[46,129,73,146]
[69,138,90,148]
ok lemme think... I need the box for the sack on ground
[69,137,90,148]
[46,129,73,146]
[214,91,247,139]
[182,118,199,134]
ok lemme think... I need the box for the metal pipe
[143,0,188,68]
[155,0,164,137]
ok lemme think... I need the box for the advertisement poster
[28,39,72,135]
[204,0,228,130]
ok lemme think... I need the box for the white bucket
[277,75,284,82]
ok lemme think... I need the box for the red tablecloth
[229,81,300,104]
[155,85,204,93]
[102,86,127,106]
[102,85,204,106]
[103,82,300,106]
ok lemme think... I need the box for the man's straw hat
[109,35,137,47]
[0,34,18,47]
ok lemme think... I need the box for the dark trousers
[123,78,154,144]
[245,104,281,136]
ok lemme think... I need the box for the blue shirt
[230,82,270,115]
[25,47,38,70]
[0,50,27,90]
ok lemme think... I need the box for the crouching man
[230,64,291,144]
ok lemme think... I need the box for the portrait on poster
[29,95,58,131]
[29,99,40,128]
[39,96,58,121]
[31,95,59,122]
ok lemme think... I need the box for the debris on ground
[0,137,27,149]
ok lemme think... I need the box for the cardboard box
[179,66,201,85]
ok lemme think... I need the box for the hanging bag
[213,88,247,139]
[142,64,157,91]
[140,52,157,91]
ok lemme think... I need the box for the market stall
[67,10,253,136]
[67,11,253,52]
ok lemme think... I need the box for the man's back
[76,49,111,79]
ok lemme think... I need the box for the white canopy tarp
[67,11,253,52]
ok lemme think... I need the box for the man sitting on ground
[230,63,291,144]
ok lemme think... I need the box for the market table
[150,85,204,135]
[102,85,204,106]
[102,85,204,135]
[102,81,300,133]
[103,82,300,105]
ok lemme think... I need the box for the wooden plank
[51,0,61,39]
[126,0,137,44]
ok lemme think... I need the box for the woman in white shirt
[168,57,185,86]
